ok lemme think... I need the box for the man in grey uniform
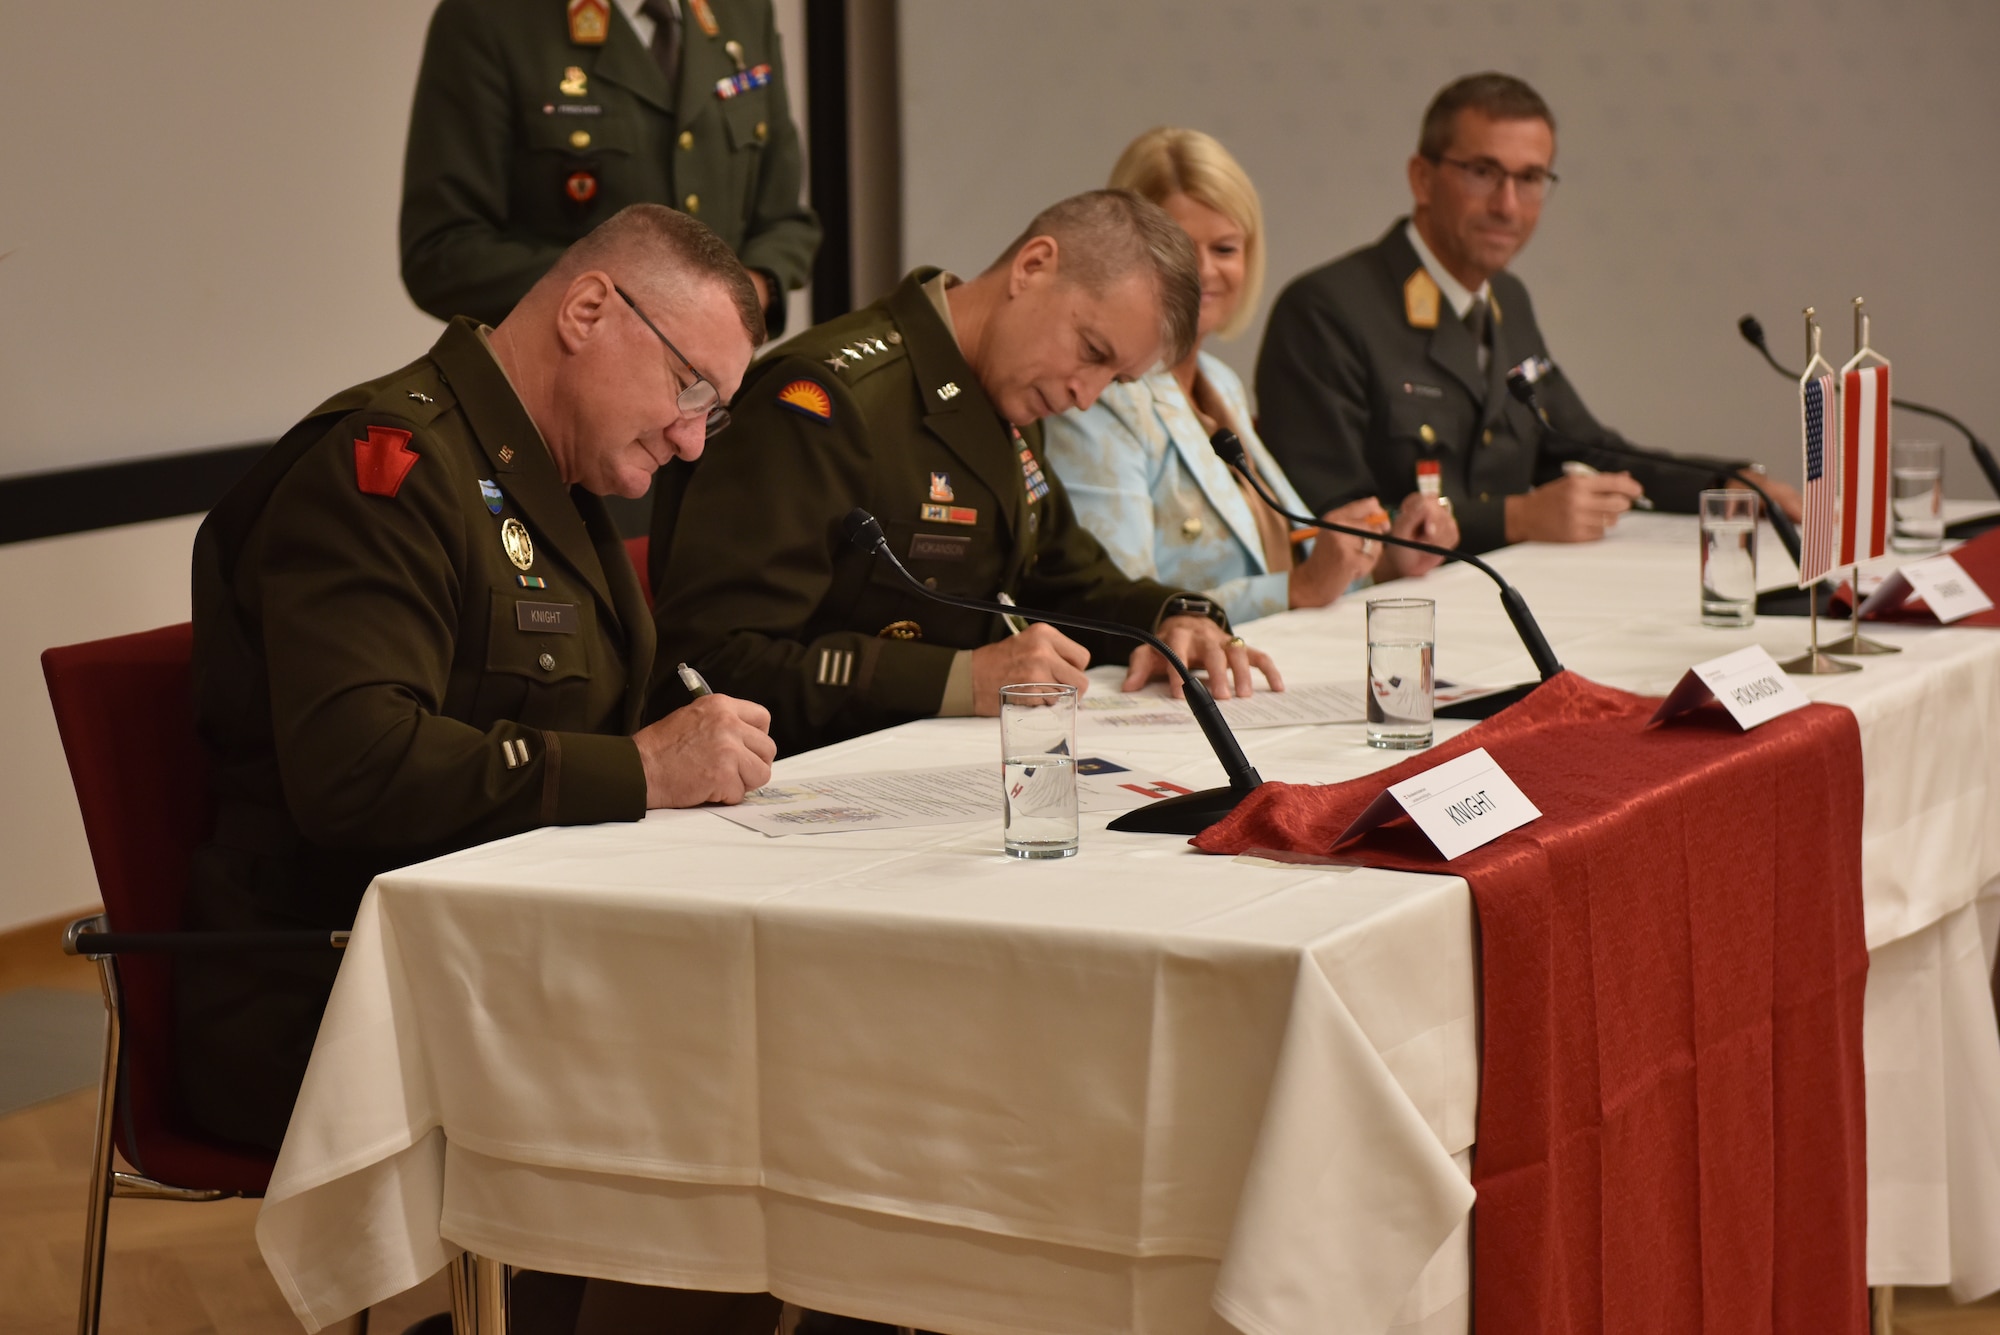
[1256,72,1798,554]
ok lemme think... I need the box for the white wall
[0,0,811,482]
[0,1,445,478]
[900,0,2000,493]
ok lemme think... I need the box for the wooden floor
[3,919,1997,1335]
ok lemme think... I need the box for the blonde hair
[1108,127,1265,340]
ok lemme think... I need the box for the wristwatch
[1156,594,1231,634]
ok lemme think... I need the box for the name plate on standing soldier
[1334,746,1542,861]
[1649,644,1811,731]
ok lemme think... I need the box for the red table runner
[1195,673,1868,1334]
[1838,525,2000,626]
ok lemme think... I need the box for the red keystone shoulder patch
[353,426,419,497]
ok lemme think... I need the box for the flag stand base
[1778,647,1862,675]
[1817,633,1897,656]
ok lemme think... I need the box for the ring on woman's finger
[1225,635,1247,648]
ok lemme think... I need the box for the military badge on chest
[500,517,535,571]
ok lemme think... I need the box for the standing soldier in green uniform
[401,0,818,336]
[179,206,774,1157]
[647,190,1285,756]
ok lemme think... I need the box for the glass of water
[1699,489,1759,627]
[1891,439,1944,554]
[1366,598,1435,750]
[999,683,1079,859]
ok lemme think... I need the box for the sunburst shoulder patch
[775,378,833,423]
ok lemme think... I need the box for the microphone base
[1947,512,2000,541]
[1107,784,1252,835]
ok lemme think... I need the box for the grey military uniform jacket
[177,316,650,1150]
[400,0,818,332]
[1255,219,1738,553]
[647,268,1191,756]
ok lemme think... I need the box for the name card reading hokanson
[1649,644,1811,731]
[1857,552,1994,624]
[1333,746,1542,861]
[515,601,579,634]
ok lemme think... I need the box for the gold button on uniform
[569,130,591,149]
[538,652,556,671]
[755,121,769,141]
[1181,517,1203,538]
[1482,428,1493,444]
[684,193,700,214]
[923,576,938,589]
[1419,424,1436,445]
[678,130,694,150]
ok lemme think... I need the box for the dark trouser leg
[573,1280,783,1335]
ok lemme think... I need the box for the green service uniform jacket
[178,317,651,1151]
[647,268,1193,756]
[400,0,818,332]
[1255,219,1740,554]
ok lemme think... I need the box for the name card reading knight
[1649,644,1810,731]
[1333,746,1542,861]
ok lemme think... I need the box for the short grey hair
[547,203,765,345]
[990,189,1201,366]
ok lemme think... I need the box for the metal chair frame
[59,914,349,1335]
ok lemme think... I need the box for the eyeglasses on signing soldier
[614,283,732,438]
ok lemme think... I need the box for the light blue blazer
[1042,354,1313,625]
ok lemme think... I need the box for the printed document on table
[709,757,1190,837]
[1078,682,1366,730]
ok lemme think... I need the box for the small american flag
[1799,372,1839,586]
[1840,364,1891,565]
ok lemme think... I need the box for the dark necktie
[641,0,682,101]
[1464,296,1491,373]
[1464,296,1490,349]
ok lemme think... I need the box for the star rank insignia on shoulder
[775,378,833,423]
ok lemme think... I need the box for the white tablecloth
[258,513,2000,1330]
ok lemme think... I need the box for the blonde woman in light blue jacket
[1044,128,1457,625]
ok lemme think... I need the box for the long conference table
[255,511,2000,1335]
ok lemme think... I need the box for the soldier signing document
[647,189,1286,756]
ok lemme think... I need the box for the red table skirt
[1196,673,1868,1334]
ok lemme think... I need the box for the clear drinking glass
[1365,598,1435,750]
[1699,489,1759,627]
[999,683,1079,859]
[1891,440,1945,554]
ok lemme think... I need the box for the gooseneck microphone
[1504,365,1805,567]
[840,508,1260,835]
[1739,314,2000,501]
[1209,431,1563,696]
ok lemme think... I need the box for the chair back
[624,534,652,607]
[42,623,220,1175]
